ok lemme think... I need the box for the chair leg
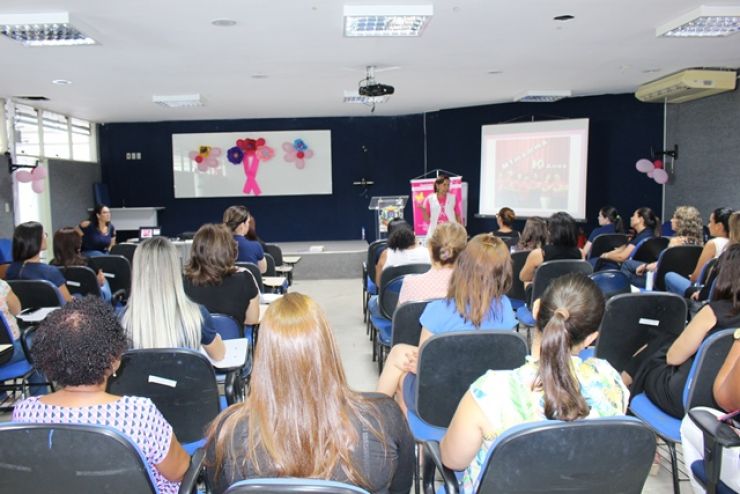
[377,345,385,374]
[668,442,680,494]
[415,442,421,494]
[371,329,377,362]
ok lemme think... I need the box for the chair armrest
[422,441,459,494]
[111,289,127,303]
[20,325,38,364]
[224,370,238,406]
[179,447,206,494]
[689,408,740,449]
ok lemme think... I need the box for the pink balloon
[284,153,296,162]
[188,150,198,160]
[197,162,209,172]
[295,160,306,169]
[210,147,222,157]
[31,180,45,193]
[282,142,294,152]
[653,169,669,184]
[635,159,653,173]
[653,159,664,170]
[303,149,314,159]
[647,170,654,178]
[15,170,33,182]
[205,157,218,167]
[31,167,47,179]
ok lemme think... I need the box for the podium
[369,196,408,239]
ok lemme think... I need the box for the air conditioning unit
[635,69,737,103]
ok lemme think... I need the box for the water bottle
[361,227,366,241]
[645,270,655,291]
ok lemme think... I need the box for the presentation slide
[479,119,589,220]
[172,130,332,199]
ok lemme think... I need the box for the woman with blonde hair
[205,293,414,493]
[184,223,260,326]
[398,222,467,304]
[121,236,225,360]
[377,234,517,411]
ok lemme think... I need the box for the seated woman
[439,274,628,494]
[492,207,519,244]
[621,205,703,289]
[513,217,547,253]
[76,204,116,257]
[12,296,190,494]
[665,207,734,297]
[397,222,467,305]
[183,223,260,327]
[245,214,267,250]
[519,212,583,285]
[624,244,740,419]
[377,234,517,412]
[205,293,414,494]
[223,205,266,273]
[5,221,73,302]
[50,227,112,302]
[582,205,625,258]
[374,221,431,287]
[598,207,659,270]
[681,331,740,493]
[120,237,225,361]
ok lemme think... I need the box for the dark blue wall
[98,93,664,242]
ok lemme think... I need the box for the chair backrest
[697,257,719,287]
[7,279,65,308]
[589,269,630,300]
[0,311,15,365]
[476,417,656,494]
[264,252,277,276]
[391,300,431,346]
[684,328,736,411]
[366,240,388,284]
[507,250,530,302]
[237,262,264,292]
[653,245,704,291]
[697,258,720,301]
[110,243,138,265]
[416,331,527,428]
[210,313,244,340]
[0,423,158,493]
[264,244,283,266]
[595,292,687,373]
[60,265,101,297]
[588,233,628,259]
[0,238,11,263]
[106,348,221,444]
[87,255,131,299]
[224,478,371,494]
[630,236,670,263]
[378,264,431,319]
[531,260,593,303]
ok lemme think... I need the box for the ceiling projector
[359,83,395,97]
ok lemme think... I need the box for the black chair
[631,236,670,263]
[506,250,530,309]
[110,242,138,265]
[687,407,740,494]
[588,233,628,259]
[264,252,277,277]
[652,244,704,291]
[595,292,687,373]
[391,300,432,347]
[363,240,388,322]
[60,265,101,297]
[265,243,293,284]
[210,313,251,404]
[225,478,371,494]
[7,279,65,308]
[0,423,204,494]
[422,417,656,494]
[589,269,631,300]
[87,254,131,301]
[237,262,265,293]
[107,348,222,452]
[695,257,720,302]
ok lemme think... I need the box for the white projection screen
[172,130,332,198]
[479,119,589,220]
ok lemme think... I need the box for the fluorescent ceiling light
[344,5,433,37]
[657,5,740,37]
[514,90,572,103]
[0,12,97,46]
[152,94,204,108]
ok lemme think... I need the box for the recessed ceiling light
[52,79,72,85]
[642,68,662,74]
[657,5,740,37]
[251,74,269,79]
[487,70,503,75]
[553,15,575,22]
[344,5,433,37]
[211,19,237,27]
[0,12,97,46]
[152,94,204,108]
[514,90,572,103]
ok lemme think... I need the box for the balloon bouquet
[15,165,46,193]
[635,158,669,184]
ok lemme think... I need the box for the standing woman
[422,176,463,237]
[77,204,116,257]
[223,205,266,274]
[582,205,624,258]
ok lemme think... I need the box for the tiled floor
[291,278,693,494]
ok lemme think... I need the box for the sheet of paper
[260,293,283,304]
[16,307,60,323]
[201,338,248,369]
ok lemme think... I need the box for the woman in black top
[205,293,414,494]
[183,223,260,326]
[492,207,520,244]
[519,211,582,284]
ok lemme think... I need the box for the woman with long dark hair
[582,205,625,258]
[51,227,112,301]
[205,293,414,493]
[76,204,116,256]
[599,207,659,267]
[439,274,628,493]
[519,212,582,284]
[223,205,266,273]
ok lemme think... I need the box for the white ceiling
[1,0,739,123]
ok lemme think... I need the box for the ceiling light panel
[344,5,433,37]
[0,12,97,46]
[657,5,740,37]
[152,94,204,108]
[514,90,572,103]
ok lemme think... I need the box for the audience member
[244,213,267,249]
[373,222,430,288]
[76,204,116,256]
[514,216,547,252]
[519,212,582,284]
[223,205,266,273]
[398,222,467,305]
[582,205,625,258]
[5,221,73,302]
[12,296,190,494]
[439,273,627,493]
[205,293,414,494]
[184,223,260,326]
[492,207,519,243]
[598,207,659,268]
[120,236,225,360]
[50,226,112,301]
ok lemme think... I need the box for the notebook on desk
[200,338,248,370]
